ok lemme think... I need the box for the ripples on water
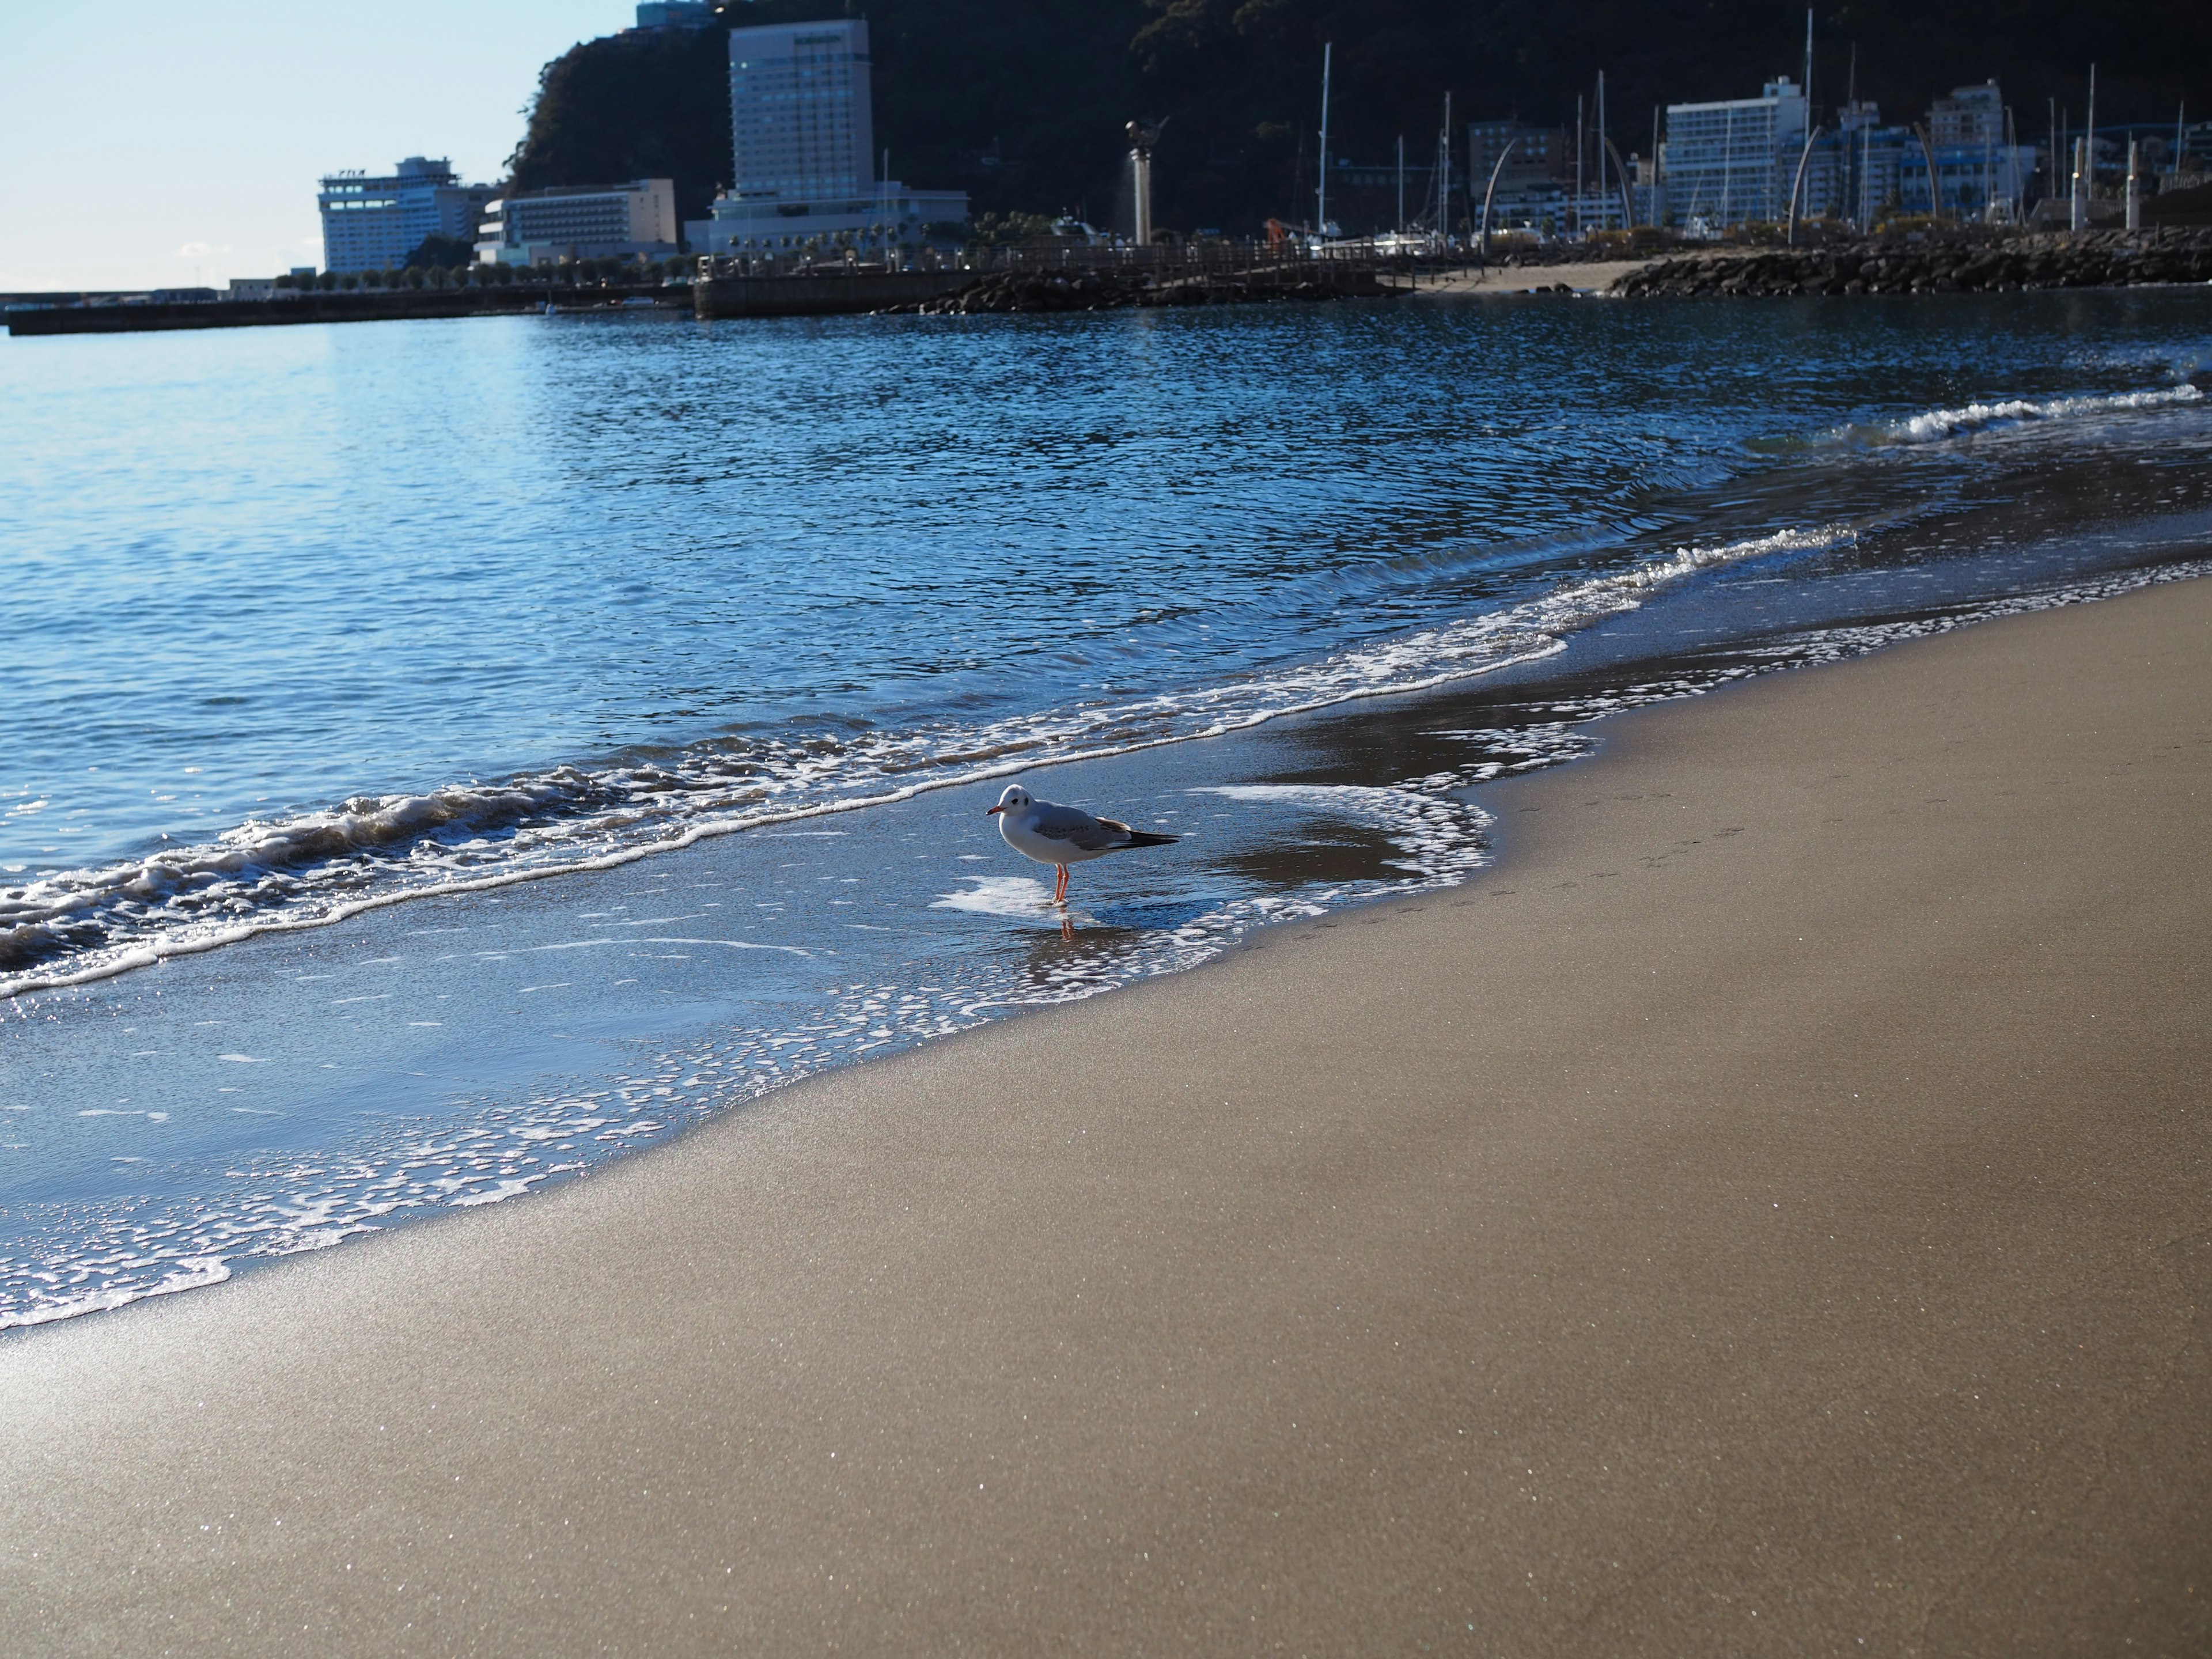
[6,296,2209,992]
[3,289,2210,1327]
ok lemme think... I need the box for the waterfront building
[1661,78,1808,232]
[1630,153,1664,227]
[696,181,971,257]
[1908,83,2037,221]
[1794,104,1907,225]
[732,18,874,204]
[476,179,680,265]
[694,17,968,256]
[1467,122,1569,196]
[1759,83,2037,230]
[317,158,493,273]
[2161,120,2210,190]
[1464,122,1571,234]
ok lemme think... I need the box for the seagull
[986,783,1179,907]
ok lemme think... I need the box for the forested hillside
[505,0,2207,234]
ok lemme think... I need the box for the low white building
[476,179,679,265]
[689,181,970,257]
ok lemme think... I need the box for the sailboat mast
[2086,63,2097,202]
[1317,43,1332,234]
[1597,71,1608,229]
[1575,92,1585,224]
[1442,92,1453,238]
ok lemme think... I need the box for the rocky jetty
[1612,229,2212,298]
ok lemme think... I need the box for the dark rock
[1608,228,2212,300]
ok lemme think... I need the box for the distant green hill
[505,0,2207,236]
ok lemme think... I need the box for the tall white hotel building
[692,18,967,255]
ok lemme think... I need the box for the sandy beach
[1396,256,1684,296]
[4,574,2208,1654]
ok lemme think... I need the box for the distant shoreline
[2,283,687,338]
[14,228,2211,336]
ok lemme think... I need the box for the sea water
[4,288,2210,1327]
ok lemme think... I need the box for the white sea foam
[1878,384,2202,445]
[0,521,1855,1003]
[1195,782,1494,882]
[0,1255,230,1331]
[931,876,1062,918]
[1,771,1501,1332]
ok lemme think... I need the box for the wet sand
[3,577,2209,1655]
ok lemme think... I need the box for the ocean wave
[0,522,1854,1002]
[1875,384,2203,445]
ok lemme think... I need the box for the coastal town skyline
[7,4,2212,1648]
[7,0,2203,293]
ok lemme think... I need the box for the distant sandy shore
[1392,247,1766,296]
[1395,257,1661,296]
[5,577,2209,1654]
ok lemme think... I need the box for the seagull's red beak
[985,805,1004,815]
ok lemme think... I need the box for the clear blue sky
[0,3,633,291]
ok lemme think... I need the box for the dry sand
[4,577,2209,1656]
[1396,258,1658,296]
[1396,247,1757,296]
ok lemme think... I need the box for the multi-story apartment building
[1914,83,2036,219]
[694,17,967,256]
[476,179,680,265]
[1465,121,1569,233]
[1796,85,2037,227]
[732,19,874,204]
[317,158,493,273]
[1467,122,1570,195]
[1661,78,1809,231]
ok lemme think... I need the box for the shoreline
[1402,255,1666,296]
[9,545,2205,1334]
[4,574,2206,1652]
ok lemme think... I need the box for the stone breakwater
[1611,229,2212,298]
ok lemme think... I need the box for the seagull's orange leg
[1054,865,1070,906]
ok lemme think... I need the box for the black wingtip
[1124,831,1179,848]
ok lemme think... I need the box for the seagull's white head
[986,783,1032,817]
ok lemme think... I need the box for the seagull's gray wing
[1028,803,1131,853]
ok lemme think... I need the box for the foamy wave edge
[1881,384,2203,444]
[1,522,1852,1001]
